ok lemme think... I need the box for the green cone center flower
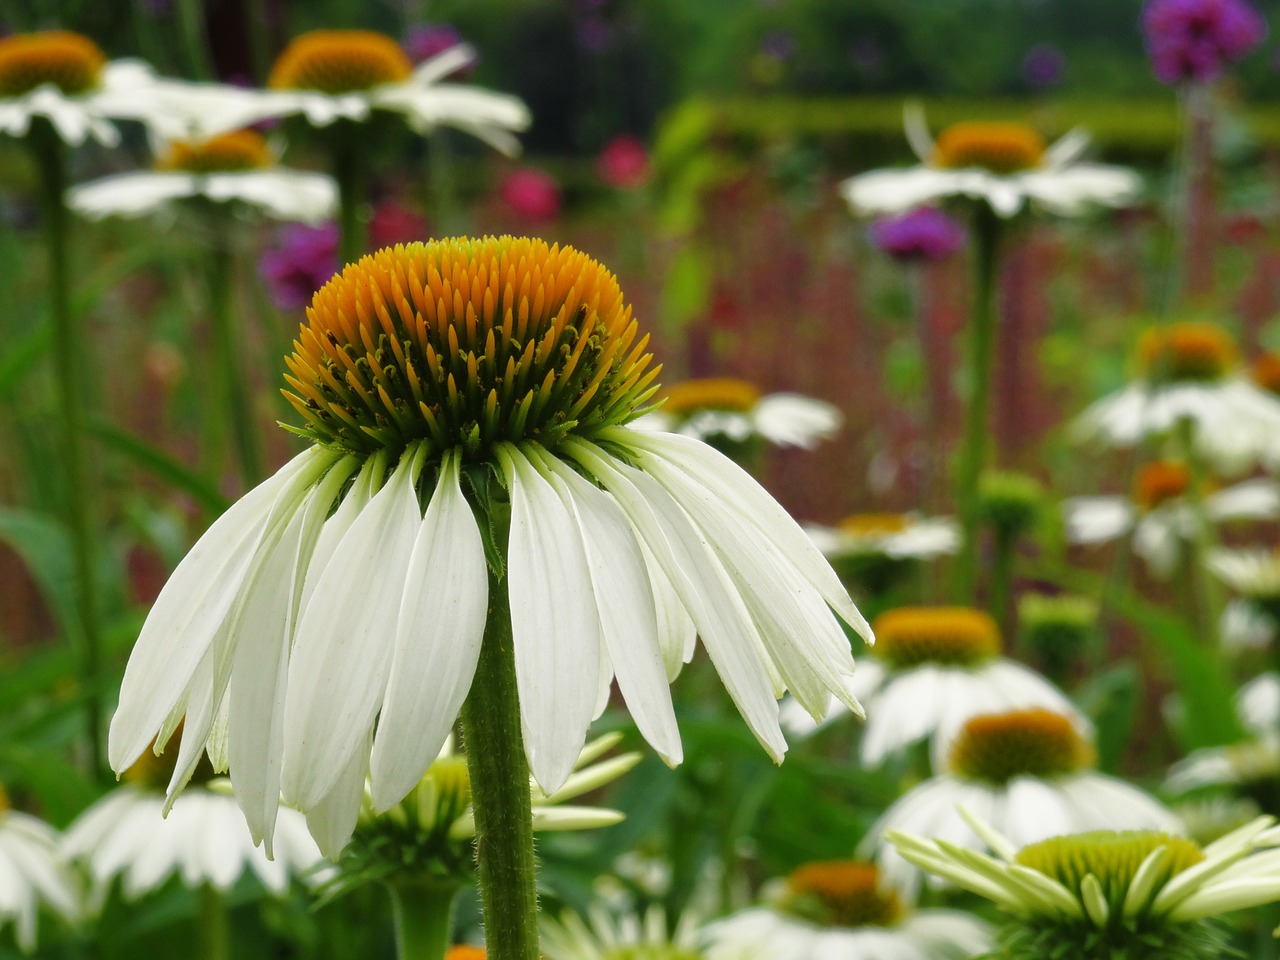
[1017,831,1203,910]
[0,31,105,97]
[781,860,903,928]
[283,237,658,460]
[269,29,414,93]
[871,606,1000,668]
[948,708,1093,783]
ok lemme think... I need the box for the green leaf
[89,420,228,516]
[0,508,75,636]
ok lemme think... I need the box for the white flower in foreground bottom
[108,237,870,857]
[705,861,990,960]
[1064,461,1280,578]
[70,129,336,225]
[543,905,733,960]
[863,708,1179,902]
[782,607,1085,768]
[0,799,78,953]
[842,105,1140,217]
[804,513,959,562]
[889,808,1280,960]
[633,377,842,451]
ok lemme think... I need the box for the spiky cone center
[1252,352,1280,395]
[948,708,1093,783]
[837,512,911,537]
[155,129,274,173]
[781,861,903,928]
[0,31,106,98]
[871,606,1000,668]
[1132,461,1190,512]
[659,377,761,415]
[268,30,413,93]
[1137,323,1237,383]
[283,237,658,460]
[120,721,217,791]
[931,122,1046,174]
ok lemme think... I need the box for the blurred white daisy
[705,860,991,960]
[634,378,842,451]
[1207,546,1280,601]
[263,31,529,154]
[842,105,1140,218]
[1064,461,1280,578]
[1237,673,1280,735]
[782,607,1086,769]
[108,238,870,856]
[863,708,1180,902]
[804,513,959,562]
[1219,598,1276,653]
[0,797,79,954]
[543,904,728,960]
[69,129,336,224]
[1167,734,1280,795]
[1073,323,1280,475]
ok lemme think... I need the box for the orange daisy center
[871,606,1001,668]
[155,130,274,174]
[931,122,1046,174]
[782,861,903,928]
[948,708,1093,784]
[1137,323,1238,382]
[0,31,106,98]
[1132,461,1190,512]
[659,377,762,415]
[269,30,413,94]
[1252,352,1280,396]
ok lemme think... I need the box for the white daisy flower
[1237,672,1280,735]
[864,708,1180,902]
[68,128,337,224]
[1207,546,1280,600]
[804,513,959,561]
[705,861,991,960]
[781,607,1086,769]
[0,800,79,954]
[262,31,529,154]
[842,105,1140,218]
[633,378,842,451]
[107,237,871,857]
[1167,735,1280,795]
[1073,322,1280,475]
[889,808,1280,960]
[1064,462,1280,578]
[543,905,734,960]
[1219,598,1276,653]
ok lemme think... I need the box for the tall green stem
[386,875,462,960]
[198,884,229,960]
[333,123,368,266]
[31,120,104,774]
[1175,418,1222,640]
[458,572,539,960]
[953,202,1003,602]
[990,528,1017,635]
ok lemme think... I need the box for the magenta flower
[868,207,967,263]
[369,201,430,249]
[402,22,469,70]
[596,135,651,190]
[259,222,340,312]
[500,167,562,223]
[1143,0,1267,84]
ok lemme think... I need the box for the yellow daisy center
[931,122,1046,174]
[121,721,216,791]
[837,513,911,537]
[659,377,762,415]
[871,606,1000,668]
[1252,352,1280,396]
[948,708,1093,784]
[268,30,413,94]
[1132,461,1190,512]
[284,237,658,459]
[782,861,903,928]
[1016,831,1203,907]
[155,130,274,174]
[1137,323,1237,382]
[0,31,106,98]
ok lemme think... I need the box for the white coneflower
[804,513,959,562]
[864,708,1180,902]
[543,905,736,960]
[108,236,871,858]
[842,106,1140,218]
[0,791,79,954]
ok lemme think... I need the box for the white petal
[68,171,198,219]
[304,734,370,859]
[202,169,338,224]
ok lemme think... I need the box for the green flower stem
[1175,417,1222,640]
[205,219,263,488]
[953,202,1003,602]
[386,875,462,960]
[459,570,540,960]
[30,120,105,775]
[333,122,368,266]
[990,528,1017,634]
[197,884,229,960]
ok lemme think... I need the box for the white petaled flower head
[889,808,1280,960]
[804,512,959,562]
[705,860,991,960]
[543,904,733,960]
[0,788,79,954]
[863,707,1181,903]
[265,31,530,154]
[633,377,842,452]
[69,129,337,224]
[62,729,327,909]
[782,607,1086,768]
[1064,460,1280,579]
[1073,322,1280,475]
[841,105,1141,218]
[1207,546,1280,607]
[107,236,871,858]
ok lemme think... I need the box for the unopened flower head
[110,236,869,857]
[1018,594,1098,678]
[977,470,1044,539]
[1143,0,1267,85]
[867,207,966,262]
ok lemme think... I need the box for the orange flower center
[269,30,413,94]
[782,861,902,928]
[446,947,486,960]
[659,377,762,415]
[837,513,911,537]
[0,31,106,98]
[1252,352,1280,396]
[948,708,1093,784]
[931,122,1046,173]
[1137,323,1238,382]
[1132,461,1190,511]
[871,606,1000,668]
[155,130,274,174]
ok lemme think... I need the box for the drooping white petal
[202,169,338,223]
[298,452,386,612]
[369,451,489,811]
[305,733,371,859]
[68,171,199,219]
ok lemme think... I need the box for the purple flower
[868,208,967,263]
[1143,0,1267,84]
[402,22,471,71]
[1022,44,1066,88]
[260,223,340,312]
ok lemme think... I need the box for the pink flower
[596,135,651,190]
[259,222,340,312]
[1143,0,1267,84]
[369,202,430,249]
[500,167,561,223]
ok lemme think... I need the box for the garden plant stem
[198,884,229,960]
[333,123,368,266]
[386,875,462,960]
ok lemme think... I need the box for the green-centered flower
[889,807,1280,960]
[107,236,871,857]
